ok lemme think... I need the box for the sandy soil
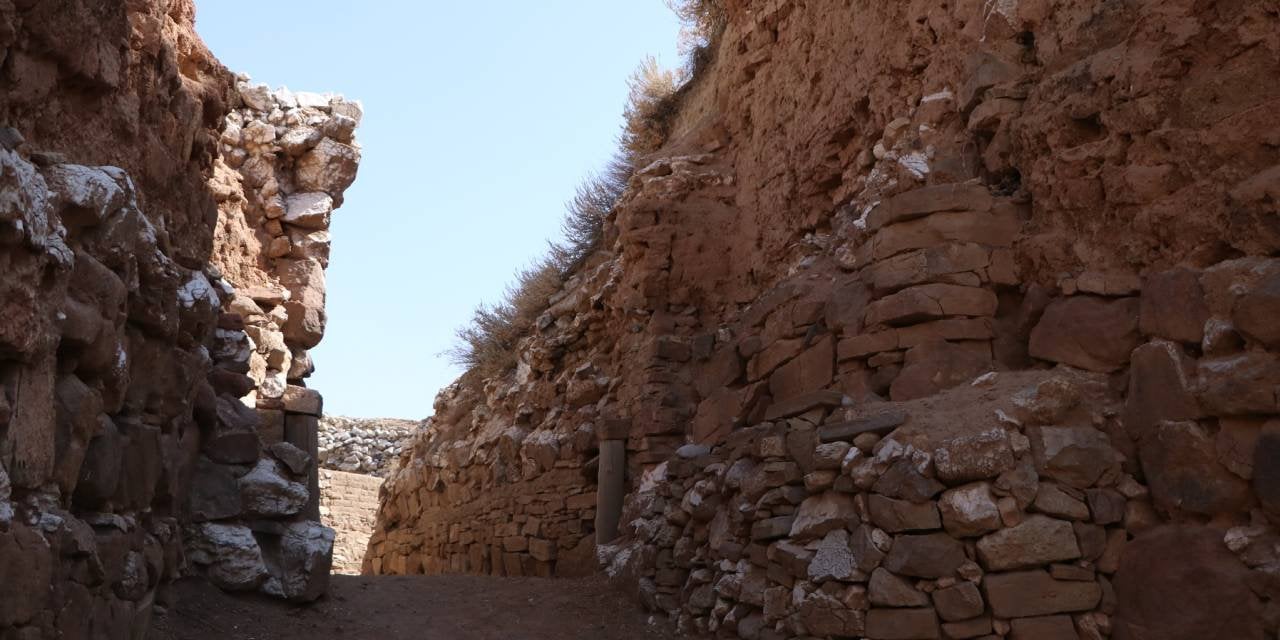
[149,575,679,640]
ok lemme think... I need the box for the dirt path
[149,575,678,640]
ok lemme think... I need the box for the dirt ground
[149,575,680,640]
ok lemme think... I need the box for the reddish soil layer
[149,576,678,640]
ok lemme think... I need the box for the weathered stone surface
[867,209,1019,261]
[261,521,335,603]
[1122,340,1200,441]
[790,492,858,540]
[865,243,992,292]
[1010,615,1079,640]
[187,458,243,522]
[295,138,360,196]
[890,340,991,401]
[1196,352,1280,415]
[768,335,834,403]
[1033,483,1090,520]
[1027,426,1120,489]
[0,524,52,627]
[938,482,1001,537]
[869,494,941,533]
[865,284,998,327]
[798,591,866,637]
[932,581,984,622]
[1113,526,1263,640]
[1140,420,1251,516]
[867,183,994,231]
[883,533,966,579]
[185,523,269,591]
[1256,420,1280,518]
[1029,296,1140,372]
[282,192,333,229]
[932,427,1015,484]
[1139,268,1210,344]
[239,460,308,517]
[865,607,940,640]
[819,409,908,442]
[808,529,858,581]
[976,515,1081,570]
[1233,269,1280,348]
[869,567,929,607]
[983,570,1101,618]
[873,457,945,502]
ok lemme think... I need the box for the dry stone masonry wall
[0,1,360,636]
[319,416,419,477]
[318,469,384,574]
[369,1,1280,640]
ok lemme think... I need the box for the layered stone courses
[0,2,360,635]
[362,2,1280,639]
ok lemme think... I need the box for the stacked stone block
[319,470,385,574]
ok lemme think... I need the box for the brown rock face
[1029,296,1140,372]
[363,1,1280,639]
[1113,526,1263,640]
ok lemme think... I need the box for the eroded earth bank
[2,0,1280,640]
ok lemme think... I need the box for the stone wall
[368,1,1280,639]
[319,416,419,477]
[0,1,360,636]
[319,470,383,574]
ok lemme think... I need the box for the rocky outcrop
[367,1,1280,639]
[0,1,359,636]
[319,416,419,477]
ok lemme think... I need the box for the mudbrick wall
[0,1,359,637]
[369,1,1280,639]
[319,469,384,574]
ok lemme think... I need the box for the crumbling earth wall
[319,469,384,575]
[368,1,1280,639]
[0,1,360,636]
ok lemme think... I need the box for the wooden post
[285,413,321,520]
[595,439,626,545]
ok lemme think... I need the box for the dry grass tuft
[621,57,682,158]
[449,4,730,380]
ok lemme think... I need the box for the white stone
[184,523,269,590]
[283,192,333,229]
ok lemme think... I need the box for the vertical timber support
[282,385,324,521]
[284,413,321,520]
[595,439,626,545]
[595,417,631,546]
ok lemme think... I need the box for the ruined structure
[368,1,1280,639]
[0,1,359,636]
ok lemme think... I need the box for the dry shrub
[621,57,682,158]
[450,6,727,379]
[665,0,727,54]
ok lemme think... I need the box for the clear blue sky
[196,2,683,419]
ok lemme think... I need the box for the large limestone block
[890,340,992,401]
[1029,296,1140,372]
